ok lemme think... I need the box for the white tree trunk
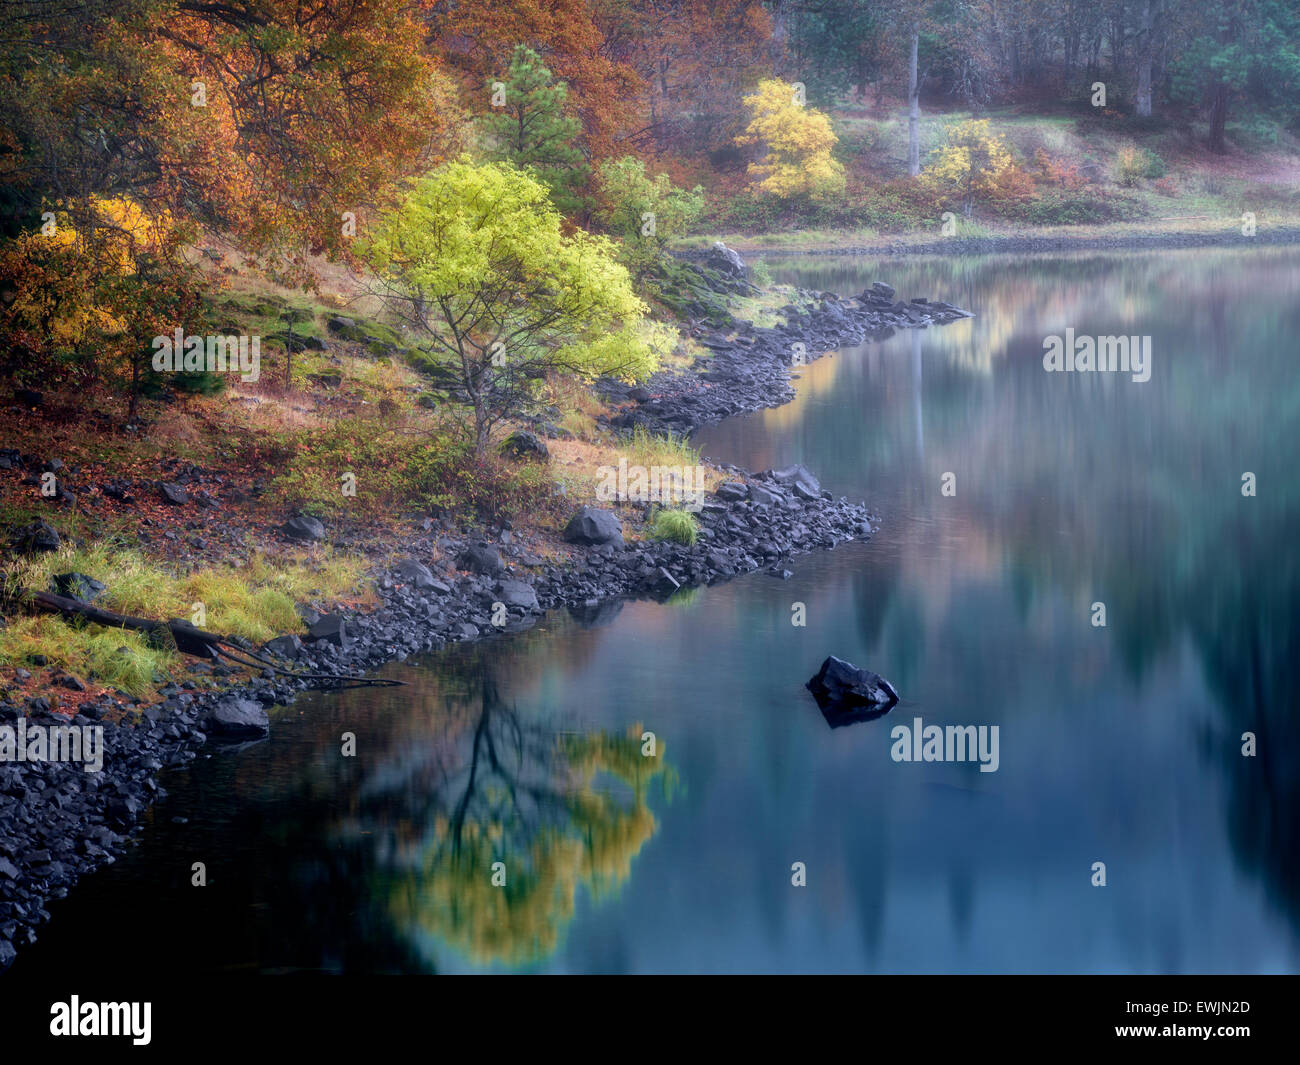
[1136,0,1154,117]
[908,24,920,176]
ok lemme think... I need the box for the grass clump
[622,425,700,469]
[650,508,699,545]
[0,616,174,697]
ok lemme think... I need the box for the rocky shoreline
[606,254,972,435]
[0,253,971,971]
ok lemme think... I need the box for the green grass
[650,508,698,546]
[1,541,373,696]
[621,425,701,469]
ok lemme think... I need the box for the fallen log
[15,589,223,656]
[4,587,405,688]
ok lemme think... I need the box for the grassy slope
[1,251,766,708]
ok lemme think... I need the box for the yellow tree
[921,119,1016,218]
[735,79,846,203]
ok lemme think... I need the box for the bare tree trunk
[1136,0,1154,117]
[907,24,920,177]
[1208,81,1228,153]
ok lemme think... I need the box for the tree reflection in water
[355,661,674,967]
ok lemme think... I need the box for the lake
[16,247,1300,974]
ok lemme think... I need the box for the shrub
[1009,189,1146,226]
[1113,144,1165,187]
[651,508,698,545]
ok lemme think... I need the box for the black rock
[282,514,326,542]
[715,482,749,502]
[204,698,270,739]
[262,634,304,660]
[703,241,748,279]
[457,543,503,575]
[12,520,60,553]
[392,559,440,590]
[50,572,107,603]
[563,506,624,546]
[158,482,189,506]
[502,430,549,460]
[806,656,900,727]
[652,567,680,596]
[306,614,349,648]
[769,464,821,499]
[495,579,539,611]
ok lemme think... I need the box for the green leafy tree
[362,158,667,454]
[595,157,703,277]
[478,45,591,215]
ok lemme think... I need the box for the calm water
[15,247,1300,974]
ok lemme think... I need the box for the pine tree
[479,46,590,215]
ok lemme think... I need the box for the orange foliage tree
[425,0,642,165]
[1,0,465,275]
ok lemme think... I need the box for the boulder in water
[806,656,899,728]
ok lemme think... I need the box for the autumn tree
[362,159,669,454]
[736,79,846,202]
[0,0,464,274]
[595,157,704,277]
[425,0,642,163]
[0,198,210,419]
[921,119,1017,217]
[605,0,773,154]
[478,46,590,216]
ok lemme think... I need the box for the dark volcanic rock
[392,558,441,590]
[262,634,304,660]
[563,506,624,546]
[502,430,549,460]
[158,481,189,506]
[806,656,900,727]
[282,514,326,542]
[12,520,60,553]
[769,464,822,499]
[495,579,539,611]
[703,241,748,279]
[50,572,108,603]
[205,697,270,739]
[458,543,504,575]
[306,614,350,648]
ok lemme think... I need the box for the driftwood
[6,588,405,688]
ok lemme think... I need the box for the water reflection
[17,246,1300,975]
[365,660,673,968]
